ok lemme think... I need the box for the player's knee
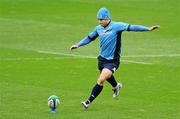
[97,77,106,85]
[97,79,104,86]
[97,68,112,85]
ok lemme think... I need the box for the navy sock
[107,75,117,87]
[88,84,103,103]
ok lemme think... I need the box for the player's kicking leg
[106,75,122,98]
[112,82,122,98]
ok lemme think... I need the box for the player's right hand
[70,45,78,51]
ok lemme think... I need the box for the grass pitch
[0,0,180,119]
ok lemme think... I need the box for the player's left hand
[149,25,160,31]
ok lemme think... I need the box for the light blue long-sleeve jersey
[77,21,150,60]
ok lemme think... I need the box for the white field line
[1,50,179,65]
[37,50,180,58]
[122,54,180,58]
[0,57,152,65]
[121,60,152,65]
[37,50,153,64]
[37,50,97,59]
[0,50,152,65]
[2,49,179,65]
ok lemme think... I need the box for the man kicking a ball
[70,7,160,109]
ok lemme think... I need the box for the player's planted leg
[82,84,103,109]
[82,68,112,109]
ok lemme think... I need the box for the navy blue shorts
[98,56,120,73]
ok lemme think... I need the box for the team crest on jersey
[108,26,112,30]
[103,26,112,33]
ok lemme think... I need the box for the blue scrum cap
[97,7,111,20]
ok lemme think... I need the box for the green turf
[0,0,180,119]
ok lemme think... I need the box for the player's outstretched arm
[149,25,160,31]
[70,36,92,51]
[128,25,160,31]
